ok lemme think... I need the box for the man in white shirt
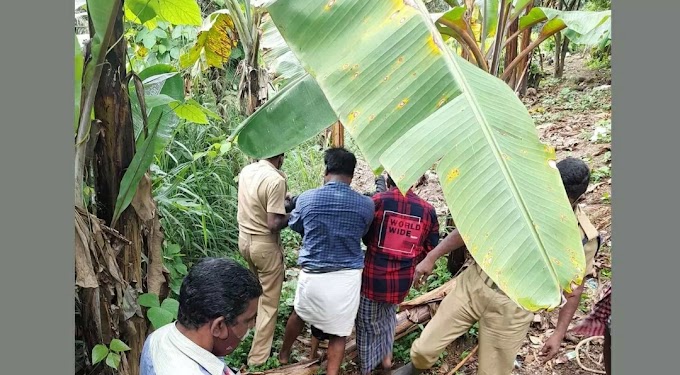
[140,257,263,375]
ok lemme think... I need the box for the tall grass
[152,95,249,268]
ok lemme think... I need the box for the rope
[575,336,605,374]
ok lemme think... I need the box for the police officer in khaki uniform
[237,153,290,366]
[394,157,602,375]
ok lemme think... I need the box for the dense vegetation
[74,0,611,373]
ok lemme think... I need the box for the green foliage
[587,51,611,70]
[125,0,202,27]
[406,256,452,301]
[153,120,247,264]
[590,119,612,144]
[126,20,198,72]
[139,293,180,329]
[393,328,422,364]
[584,0,611,12]
[164,243,189,296]
[91,339,131,370]
[591,165,611,183]
[280,137,326,195]
[236,0,588,312]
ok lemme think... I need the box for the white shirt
[140,323,239,375]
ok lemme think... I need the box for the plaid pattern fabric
[361,188,440,304]
[289,181,374,271]
[355,295,398,374]
[571,284,612,337]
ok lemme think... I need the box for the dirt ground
[345,53,612,375]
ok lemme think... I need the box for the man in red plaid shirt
[356,174,440,375]
[571,283,612,374]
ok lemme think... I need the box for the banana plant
[432,1,611,85]
[178,0,271,115]
[232,0,588,312]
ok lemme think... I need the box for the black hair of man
[324,147,357,178]
[385,174,396,188]
[556,157,591,202]
[177,257,263,330]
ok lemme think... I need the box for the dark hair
[177,257,262,329]
[385,174,396,188]
[556,157,591,201]
[324,147,357,177]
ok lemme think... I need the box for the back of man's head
[324,147,357,178]
[385,174,396,188]
[556,157,591,202]
[177,257,263,330]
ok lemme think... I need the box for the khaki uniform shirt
[575,204,601,276]
[237,160,287,236]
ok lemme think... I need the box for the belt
[301,267,354,274]
[474,264,505,295]
[239,232,280,243]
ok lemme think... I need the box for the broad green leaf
[109,339,131,353]
[161,298,180,319]
[138,293,161,308]
[538,8,610,36]
[540,18,566,38]
[170,47,181,59]
[171,100,209,124]
[175,263,188,275]
[179,10,238,69]
[129,64,182,155]
[125,0,157,24]
[510,0,532,20]
[238,0,585,311]
[474,0,500,43]
[564,16,611,46]
[145,94,176,108]
[142,33,157,49]
[155,0,202,26]
[127,0,202,26]
[105,352,121,369]
[519,7,545,30]
[261,16,305,88]
[147,306,175,329]
[234,74,337,159]
[74,34,84,133]
[519,8,610,45]
[111,111,166,224]
[166,243,181,254]
[91,344,109,365]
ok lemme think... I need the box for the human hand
[539,333,563,363]
[413,258,435,288]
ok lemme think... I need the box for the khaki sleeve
[576,206,601,276]
[265,176,287,215]
[584,238,599,276]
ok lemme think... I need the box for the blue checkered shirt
[289,181,375,272]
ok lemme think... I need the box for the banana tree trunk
[78,2,166,374]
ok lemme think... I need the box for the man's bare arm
[413,229,465,287]
[267,212,289,232]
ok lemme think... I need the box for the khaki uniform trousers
[239,232,285,366]
[410,263,534,375]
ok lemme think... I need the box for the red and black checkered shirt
[571,283,612,337]
[361,187,440,304]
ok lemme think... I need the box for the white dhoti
[294,268,363,337]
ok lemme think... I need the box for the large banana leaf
[237,0,585,312]
[261,15,306,88]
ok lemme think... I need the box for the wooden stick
[446,345,479,375]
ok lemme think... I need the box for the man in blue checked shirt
[277,147,374,375]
